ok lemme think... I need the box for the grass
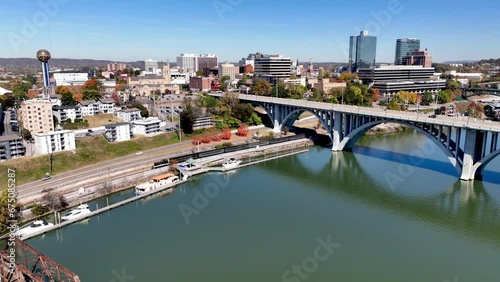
[85,114,122,128]
[0,133,180,188]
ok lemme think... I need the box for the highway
[209,93,500,133]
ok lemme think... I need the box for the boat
[178,158,202,171]
[61,204,92,221]
[135,173,181,195]
[15,220,54,238]
[222,158,242,170]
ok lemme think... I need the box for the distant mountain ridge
[0,58,143,70]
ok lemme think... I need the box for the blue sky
[1,0,498,63]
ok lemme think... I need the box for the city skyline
[1,0,499,63]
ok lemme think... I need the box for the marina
[6,138,311,241]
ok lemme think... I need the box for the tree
[202,95,217,108]
[371,88,381,102]
[82,89,102,101]
[247,112,262,125]
[82,78,103,92]
[0,189,21,232]
[447,79,461,90]
[22,128,32,140]
[345,85,364,105]
[180,100,196,134]
[220,128,232,140]
[250,79,272,96]
[220,75,231,84]
[237,124,249,137]
[115,82,126,92]
[437,90,452,104]
[60,91,77,106]
[387,99,402,110]
[338,71,358,82]
[12,82,31,101]
[232,103,254,123]
[0,95,15,110]
[42,191,68,210]
[131,103,149,118]
[31,204,49,216]
[196,70,204,76]
[393,91,418,104]
[111,92,120,106]
[134,70,141,76]
[421,91,433,106]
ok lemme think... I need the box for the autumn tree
[82,78,103,92]
[371,88,381,102]
[237,124,249,136]
[220,128,232,140]
[338,71,358,82]
[111,92,120,105]
[58,86,77,106]
[250,79,272,96]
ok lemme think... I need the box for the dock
[6,138,311,241]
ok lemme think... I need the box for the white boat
[61,204,92,221]
[135,173,182,195]
[178,158,201,171]
[15,220,53,238]
[222,158,242,170]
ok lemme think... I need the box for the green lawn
[0,133,181,188]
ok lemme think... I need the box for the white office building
[53,73,89,86]
[34,130,76,154]
[254,54,292,81]
[144,59,159,74]
[176,54,198,72]
[116,108,141,122]
[219,62,236,80]
[104,123,133,142]
[131,117,161,135]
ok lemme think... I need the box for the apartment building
[20,99,54,134]
[33,130,76,154]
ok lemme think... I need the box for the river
[28,130,500,281]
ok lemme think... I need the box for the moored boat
[61,204,92,221]
[222,158,242,170]
[135,173,181,195]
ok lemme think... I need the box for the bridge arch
[471,149,500,179]
[337,119,461,176]
[281,108,333,141]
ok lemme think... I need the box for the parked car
[429,114,437,118]
[42,175,51,181]
[88,129,93,133]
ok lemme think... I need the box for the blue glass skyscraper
[349,31,377,73]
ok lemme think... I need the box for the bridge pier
[331,112,343,151]
[460,129,484,181]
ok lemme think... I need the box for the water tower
[36,49,51,88]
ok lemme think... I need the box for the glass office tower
[395,38,420,65]
[349,30,377,73]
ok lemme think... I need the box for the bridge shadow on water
[352,145,500,184]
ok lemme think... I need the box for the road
[209,93,500,133]
[2,110,13,136]
[15,126,270,201]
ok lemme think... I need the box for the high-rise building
[403,49,433,68]
[348,31,377,73]
[198,54,217,71]
[176,54,198,72]
[395,38,420,65]
[219,62,236,80]
[254,54,292,82]
[20,99,54,134]
[144,59,158,73]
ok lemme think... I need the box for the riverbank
[8,138,312,232]
[366,123,410,135]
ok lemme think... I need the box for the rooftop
[99,98,116,104]
[119,107,141,113]
[79,100,96,106]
